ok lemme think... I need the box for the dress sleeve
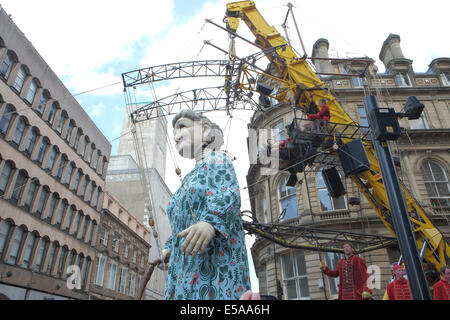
[198,152,241,240]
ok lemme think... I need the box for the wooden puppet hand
[178,221,215,258]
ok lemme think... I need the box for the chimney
[379,34,412,72]
[312,38,334,74]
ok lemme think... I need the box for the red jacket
[323,254,371,300]
[307,103,330,121]
[386,278,412,300]
[433,279,450,300]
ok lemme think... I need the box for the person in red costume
[307,98,330,122]
[386,264,412,300]
[320,242,372,300]
[433,265,450,300]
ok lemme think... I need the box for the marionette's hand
[362,291,371,299]
[320,260,327,271]
[178,221,215,258]
[157,249,171,270]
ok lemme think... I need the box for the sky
[1,0,449,293]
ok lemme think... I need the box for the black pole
[364,95,431,300]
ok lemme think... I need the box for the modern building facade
[88,192,150,300]
[0,7,111,300]
[248,34,450,300]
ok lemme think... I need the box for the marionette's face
[343,243,353,255]
[173,117,210,159]
[443,268,450,282]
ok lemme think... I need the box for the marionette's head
[172,110,224,159]
[342,242,354,256]
[440,266,450,282]
[318,99,327,107]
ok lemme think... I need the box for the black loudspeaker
[322,167,346,198]
[338,139,369,176]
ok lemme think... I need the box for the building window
[45,242,57,275]
[100,228,109,246]
[128,272,136,297]
[56,155,67,179]
[12,117,26,145]
[0,221,12,259]
[56,247,67,277]
[6,226,25,265]
[73,128,82,151]
[396,72,412,87]
[316,168,347,211]
[64,163,75,185]
[25,79,38,104]
[107,262,117,290]
[36,138,49,164]
[47,103,58,126]
[278,176,298,220]
[95,255,106,286]
[281,251,310,300]
[112,237,119,253]
[86,182,94,203]
[72,212,81,235]
[123,243,129,259]
[271,120,286,143]
[64,206,75,231]
[422,160,450,207]
[118,267,127,294]
[36,187,49,214]
[357,105,369,133]
[55,200,67,225]
[65,121,74,142]
[0,105,15,135]
[325,252,343,298]
[352,77,365,88]
[24,180,38,210]
[33,238,48,272]
[56,114,66,134]
[36,91,49,115]
[46,146,57,171]
[409,111,429,130]
[132,248,137,264]
[45,193,58,221]
[88,223,95,244]
[0,52,14,80]
[441,72,450,86]
[11,170,27,203]
[12,66,27,93]
[92,187,100,208]
[80,176,88,197]
[25,128,38,156]
[85,144,93,163]
[0,161,13,195]
[20,232,37,268]
[72,169,82,192]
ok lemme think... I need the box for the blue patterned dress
[164,151,251,300]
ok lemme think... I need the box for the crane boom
[225,0,450,273]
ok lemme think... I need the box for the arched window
[86,181,94,203]
[20,231,37,268]
[88,221,96,244]
[86,143,94,163]
[0,220,12,259]
[64,162,75,185]
[65,120,75,143]
[92,187,100,208]
[0,104,15,135]
[278,176,298,220]
[46,146,58,171]
[36,90,50,115]
[47,102,58,126]
[12,65,27,93]
[12,117,26,145]
[0,51,15,80]
[55,199,68,225]
[72,169,82,192]
[56,154,68,179]
[72,211,81,236]
[73,128,82,150]
[56,111,68,134]
[421,160,450,207]
[57,246,68,277]
[316,168,347,211]
[6,226,26,265]
[80,176,89,197]
[33,237,49,272]
[25,79,38,104]
[64,206,75,231]
[11,169,28,203]
[24,179,39,211]
[36,137,49,164]
[0,160,13,195]
[25,127,39,156]
[45,193,59,221]
[36,186,50,214]
[80,136,88,157]
[45,242,57,275]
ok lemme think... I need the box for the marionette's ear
[202,120,212,147]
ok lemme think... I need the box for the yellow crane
[223,0,449,291]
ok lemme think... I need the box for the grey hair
[172,109,224,150]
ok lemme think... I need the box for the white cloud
[89,102,106,118]
[1,0,175,94]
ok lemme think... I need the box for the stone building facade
[0,7,110,300]
[88,192,150,300]
[248,34,450,300]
